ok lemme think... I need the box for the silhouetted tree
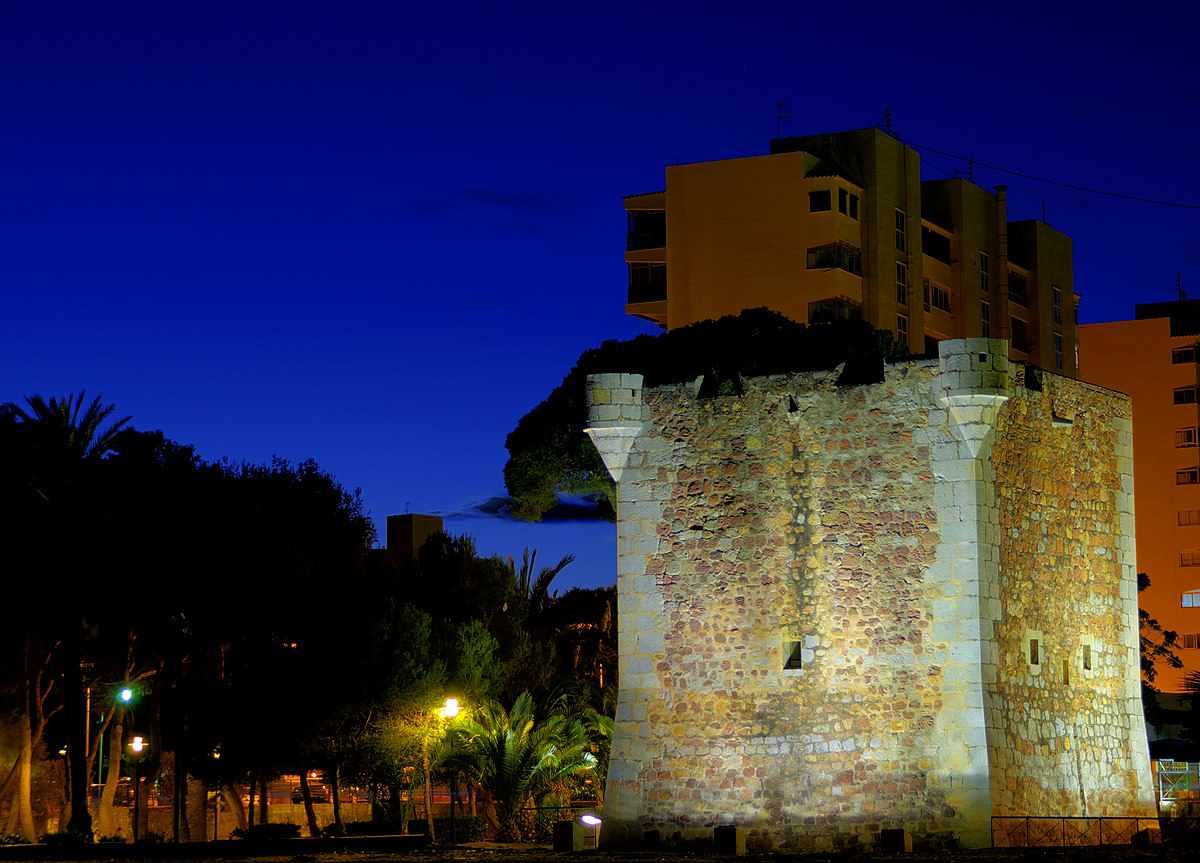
[504,309,903,521]
[1139,572,1183,730]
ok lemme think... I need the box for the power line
[916,153,1177,295]
[904,138,1200,211]
[1074,248,1176,293]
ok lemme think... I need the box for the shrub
[0,834,31,846]
[97,834,126,843]
[230,822,301,840]
[432,815,488,843]
[38,831,92,845]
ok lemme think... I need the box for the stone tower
[586,339,1154,852]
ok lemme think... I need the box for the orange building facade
[1079,301,1200,692]
[625,128,1078,377]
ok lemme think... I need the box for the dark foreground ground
[2,841,1199,863]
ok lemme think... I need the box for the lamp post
[422,697,461,845]
[130,736,146,844]
[441,699,460,846]
[99,687,135,797]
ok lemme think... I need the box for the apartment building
[1079,301,1200,692]
[624,127,1077,376]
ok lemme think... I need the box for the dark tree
[504,309,903,521]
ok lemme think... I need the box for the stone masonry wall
[989,370,1154,818]
[587,340,1154,853]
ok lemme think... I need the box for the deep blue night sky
[3,1,1198,589]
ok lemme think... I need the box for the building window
[1054,333,1064,370]
[897,314,908,341]
[922,226,952,264]
[1061,658,1071,685]
[1008,270,1029,306]
[1180,510,1200,526]
[1011,317,1029,352]
[1082,644,1092,671]
[923,278,930,311]
[924,278,950,312]
[895,209,907,252]
[1183,590,1200,608]
[1180,551,1200,566]
[1173,346,1196,364]
[896,263,908,305]
[979,251,990,293]
[1177,427,1198,448]
[783,640,803,669]
[1052,285,1062,324]
[1177,468,1200,485]
[1175,386,1198,405]
[981,301,991,338]
[809,190,831,212]
[1182,633,1200,650]
[1029,638,1040,666]
[838,188,859,220]
[807,242,862,275]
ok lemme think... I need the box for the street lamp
[130,736,147,844]
[423,697,463,845]
[441,698,461,845]
[98,686,138,798]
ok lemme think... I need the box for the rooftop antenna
[776,101,788,139]
[1179,272,1186,301]
[874,107,895,136]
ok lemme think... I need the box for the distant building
[1079,301,1200,693]
[386,513,444,563]
[624,127,1077,376]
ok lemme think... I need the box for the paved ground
[2,840,1197,863]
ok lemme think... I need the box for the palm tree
[506,548,575,627]
[3,392,131,838]
[7,392,131,502]
[443,692,599,842]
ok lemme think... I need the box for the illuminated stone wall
[586,339,1154,853]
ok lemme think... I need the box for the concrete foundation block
[879,828,912,853]
[713,825,746,855]
[553,820,585,851]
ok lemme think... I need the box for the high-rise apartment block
[624,128,1077,376]
[1080,301,1200,693]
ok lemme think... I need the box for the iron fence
[991,816,1158,847]
[518,802,601,842]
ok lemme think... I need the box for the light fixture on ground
[580,814,602,849]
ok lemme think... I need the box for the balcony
[628,282,666,304]
[806,242,862,276]
[626,210,665,251]
[627,262,666,304]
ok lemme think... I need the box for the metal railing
[1156,761,1200,803]
[518,802,601,842]
[991,816,1158,847]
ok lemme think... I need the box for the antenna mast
[776,102,788,139]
